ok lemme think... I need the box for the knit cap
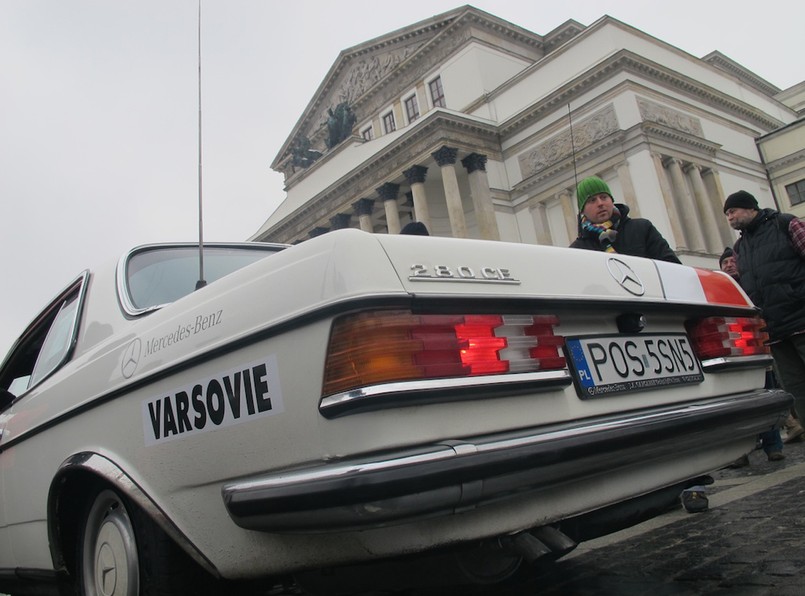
[719,247,734,266]
[576,176,612,210]
[723,190,759,213]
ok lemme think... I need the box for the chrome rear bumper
[222,389,791,532]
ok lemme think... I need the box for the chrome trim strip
[319,370,572,416]
[224,389,792,532]
[701,354,773,371]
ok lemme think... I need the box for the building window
[404,94,420,123]
[361,126,374,141]
[429,76,446,108]
[382,111,396,134]
[786,179,805,206]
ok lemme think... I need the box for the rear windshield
[123,245,283,312]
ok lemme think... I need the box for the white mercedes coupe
[0,230,790,595]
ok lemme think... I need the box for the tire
[76,487,217,596]
[78,489,140,596]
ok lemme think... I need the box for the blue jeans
[759,428,783,454]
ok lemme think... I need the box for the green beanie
[576,176,612,210]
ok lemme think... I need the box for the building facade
[252,6,802,267]
[757,82,805,219]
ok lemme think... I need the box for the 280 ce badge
[409,264,520,283]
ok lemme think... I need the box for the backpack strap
[777,212,796,235]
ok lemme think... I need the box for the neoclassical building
[252,5,803,267]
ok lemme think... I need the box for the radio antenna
[195,0,206,290]
[567,103,579,193]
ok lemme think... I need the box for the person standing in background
[724,190,805,445]
[570,176,680,263]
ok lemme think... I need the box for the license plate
[565,333,703,398]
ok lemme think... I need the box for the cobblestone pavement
[492,438,805,595]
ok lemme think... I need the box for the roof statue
[290,136,322,169]
[325,102,357,149]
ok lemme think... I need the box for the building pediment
[272,5,547,177]
[272,9,461,173]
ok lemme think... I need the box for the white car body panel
[0,230,789,591]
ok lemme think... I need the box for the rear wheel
[78,489,139,596]
[76,486,217,596]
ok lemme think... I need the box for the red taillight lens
[322,310,565,396]
[686,316,769,360]
[694,268,750,306]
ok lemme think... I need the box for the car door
[0,274,86,568]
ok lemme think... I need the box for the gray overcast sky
[0,0,802,357]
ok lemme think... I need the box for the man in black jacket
[724,190,805,430]
[570,176,680,263]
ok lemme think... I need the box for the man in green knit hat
[570,176,680,263]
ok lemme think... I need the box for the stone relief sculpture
[334,44,421,107]
[518,105,619,178]
[637,98,704,137]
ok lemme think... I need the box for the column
[377,182,401,234]
[666,157,706,252]
[531,202,552,245]
[352,198,374,233]
[616,163,640,217]
[558,189,577,242]
[402,165,431,230]
[651,153,686,249]
[461,153,500,241]
[701,168,737,247]
[685,164,720,253]
[431,145,467,238]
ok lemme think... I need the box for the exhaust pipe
[531,525,578,558]
[503,532,552,562]
[502,526,578,563]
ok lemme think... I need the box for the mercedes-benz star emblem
[606,258,645,296]
[121,338,142,379]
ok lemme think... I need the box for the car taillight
[322,310,565,396]
[694,268,750,306]
[685,316,769,360]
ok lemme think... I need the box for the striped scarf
[581,208,621,253]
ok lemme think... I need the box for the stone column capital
[403,165,429,185]
[431,145,458,166]
[352,198,375,216]
[376,182,400,202]
[461,152,487,174]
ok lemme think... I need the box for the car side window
[120,245,283,314]
[29,294,80,386]
[0,273,86,403]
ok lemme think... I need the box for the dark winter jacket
[570,204,681,263]
[735,208,805,341]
